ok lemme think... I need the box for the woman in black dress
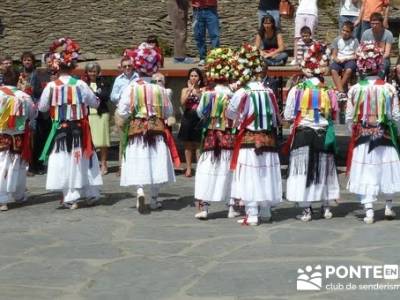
[178,68,205,177]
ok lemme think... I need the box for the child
[293,26,314,66]
[330,21,359,100]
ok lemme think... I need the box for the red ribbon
[230,115,255,171]
[81,118,94,159]
[164,128,181,168]
[281,112,302,156]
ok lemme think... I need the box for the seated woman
[255,14,288,66]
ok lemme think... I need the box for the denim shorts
[330,60,357,73]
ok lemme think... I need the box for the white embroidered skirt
[231,149,282,204]
[0,151,27,203]
[120,135,175,186]
[195,150,233,202]
[46,147,103,191]
[347,143,400,196]
[286,146,340,203]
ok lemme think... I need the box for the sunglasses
[122,65,133,69]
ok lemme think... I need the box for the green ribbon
[39,120,60,162]
[121,118,131,158]
[324,119,337,154]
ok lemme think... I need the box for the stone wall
[0,0,372,61]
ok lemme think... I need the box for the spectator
[356,0,390,35]
[290,0,318,65]
[177,68,204,177]
[258,0,280,28]
[255,15,288,66]
[339,0,361,40]
[192,0,220,66]
[167,0,194,63]
[390,58,400,95]
[361,12,393,77]
[1,55,13,74]
[84,62,111,176]
[294,26,315,66]
[330,21,359,100]
[18,51,42,176]
[110,56,139,176]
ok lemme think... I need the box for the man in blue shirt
[110,57,138,176]
[110,57,138,104]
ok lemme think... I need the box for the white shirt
[297,0,318,16]
[340,0,360,17]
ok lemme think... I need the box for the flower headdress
[356,41,383,76]
[125,42,162,76]
[204,48,236,83]
[233,43,263,85]
[301,42,330,77]
[49,37,80,71]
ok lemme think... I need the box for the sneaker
[15,194,28,203]
[322,206,333,219]
[289,59,298,66]
[227,206,241,218]
[298,208,312,222]
[237,215,259,226]
[136,189,146,214]
[195,210,208,220]
[363,209,374,224]
[198,59,205,67]
[70,202,79,210]
[150,197,162,210]
[384,208,396,220]
[174,57,195,64]
[0,204,8,211]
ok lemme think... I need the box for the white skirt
[231,149,282,204]
[120,135,175,186]
[46,146,103,191]
[195,150,233,202]
[0,151,27,204]
[286,146,340,203]
[347,144,400,196]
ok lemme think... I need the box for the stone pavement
[0,163,399,300]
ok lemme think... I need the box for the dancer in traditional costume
[0,69,37,211]
[39,38,102,209]
[226,44,282,226]
[194,48,240,220]
[283,42,340,221]
[116,42,178,213]
[346,41,400,224]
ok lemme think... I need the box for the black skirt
[178,109,202,143]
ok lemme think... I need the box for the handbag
[279,0,295,18]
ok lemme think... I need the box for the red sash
[164,128,181,168]
[281,112,302,156]
[230,115,255,171]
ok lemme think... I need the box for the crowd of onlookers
[168,0,398,98]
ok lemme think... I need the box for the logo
[297,265,322,291]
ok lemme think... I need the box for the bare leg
[184,142,193,176]
[341,69,353,92]
[331,69,343,92]
[100,147,108,174]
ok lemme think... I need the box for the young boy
[293,26,314,66]
[330,21,359,100]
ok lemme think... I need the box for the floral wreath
[205,48,236,83]
[49,37,80,71]
[124,42,162,76]
[301,42,330,77]
[233,43,263,85]
[356,41,383,76]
